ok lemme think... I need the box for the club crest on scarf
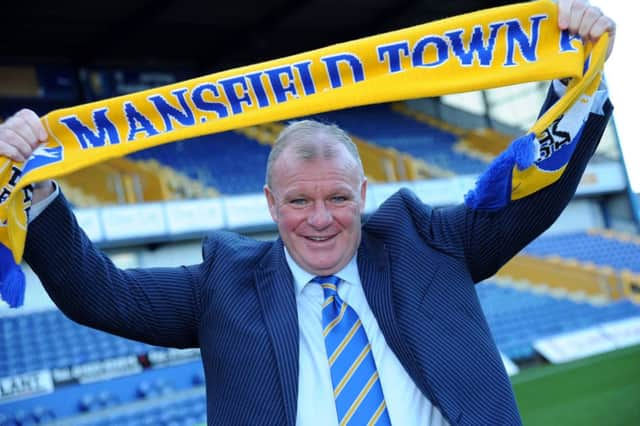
[536,116,576,170]
[24,141,65,175]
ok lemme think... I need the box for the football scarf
[0,0,609,307]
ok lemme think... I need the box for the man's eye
[290,198,307,206]
[331,196,348,203]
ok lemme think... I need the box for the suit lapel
[254,239,299,426]
[357,232,438,404]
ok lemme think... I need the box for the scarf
[0,0,608,307]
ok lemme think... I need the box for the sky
[598,1,639,192]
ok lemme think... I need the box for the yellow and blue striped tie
[312,275,391,426]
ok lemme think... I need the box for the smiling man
[264,121,367,276]
[0,1,617,424]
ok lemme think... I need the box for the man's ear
[359,178,368,214]
[264,185,279,222]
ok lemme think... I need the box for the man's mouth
[304,235,335,242]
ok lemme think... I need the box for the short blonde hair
[265,120,363,188]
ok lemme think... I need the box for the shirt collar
[284,247,360,295]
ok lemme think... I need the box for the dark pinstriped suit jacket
[25,89,612,425]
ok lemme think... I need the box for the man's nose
[307,202,333,228]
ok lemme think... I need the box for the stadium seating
[77,392,206,426]
[495,229,640,304]
[0,360,206,425]
[129,132,271,195]
[477,281,640,360]
[523,230,640,273]
[313,104,489,175]
[0,310,161,378]
[123,102,485,198]
[0,310,205,425]
[126,101,485,196]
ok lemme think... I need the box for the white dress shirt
[286,249,449,426]
[29,182,59,222]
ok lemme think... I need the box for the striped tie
[311,275,391,426]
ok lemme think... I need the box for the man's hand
[558,0,616,60]
[0,108,55,201]
[0,109,47,162]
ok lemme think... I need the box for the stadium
[1,0,639,425]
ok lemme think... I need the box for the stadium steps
[454,127,513,163]
[132,159,220,200]
[496,254,622,301]
[236,123,282,146]
[58,157,219,207]
[517,230,640,304]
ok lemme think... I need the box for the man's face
[264,140,367,276]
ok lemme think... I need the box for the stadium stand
[313,103,489,176]
[497,254,621,299]
[496,230,640,303]
[477,280,640,360]
[1,310,158,378]
[53,156,221,208]
[523,229,640,273]
[128,132,272,195]
[0,309,205,425]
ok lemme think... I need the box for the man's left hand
[558,0,616,60]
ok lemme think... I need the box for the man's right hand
[1,108,55,201]
[0,108,48,162]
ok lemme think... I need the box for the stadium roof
[2,0,518,70]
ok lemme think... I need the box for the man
[0,1,617,424]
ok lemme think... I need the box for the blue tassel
[512,133,537,170]
[0,243,25,308]
[464,133,536,211]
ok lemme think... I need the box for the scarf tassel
[0,244,26,308]
[464,132,537,210]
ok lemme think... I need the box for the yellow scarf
[0,0,608,307]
